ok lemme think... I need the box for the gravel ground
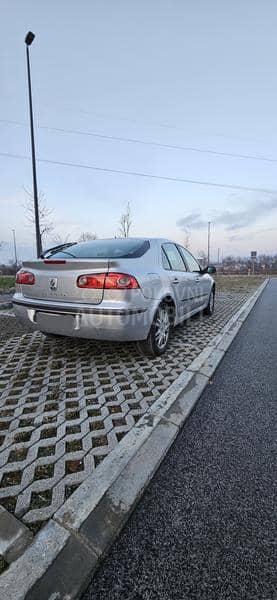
[83,279,277,600]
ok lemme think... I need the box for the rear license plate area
[36,312,75,334]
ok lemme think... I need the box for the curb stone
[0,519,98,600]
[0,279,268,599]
[0,506,32,563]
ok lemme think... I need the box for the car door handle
[195,276,200,282]
[172,278,179,284]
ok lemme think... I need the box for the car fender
[146,293,177,330]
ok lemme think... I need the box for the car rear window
[45,239,150,259]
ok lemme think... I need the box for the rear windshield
[45,239,150,259]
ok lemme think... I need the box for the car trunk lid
[19,259,110,304]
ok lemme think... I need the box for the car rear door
[177,246,210,309]
[162,243,197,319]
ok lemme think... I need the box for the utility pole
[12,229,18,268]
[217,247,220,264]
[25,31,42,258]
[207,221,211,266]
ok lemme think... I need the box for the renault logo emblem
[49,277,58,291]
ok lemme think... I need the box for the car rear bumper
[12,296,153,341]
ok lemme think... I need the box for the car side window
[178,246,200,272]
[162,249,171,270]
[162,243,187,271]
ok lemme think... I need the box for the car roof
[125,237,185,245]
[85,237,174,244]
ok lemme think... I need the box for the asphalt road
[83,279,277,600]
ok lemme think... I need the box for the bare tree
[51,233,71,245]
[78,232,97,242]
[24,188,54,241]
[118,202,132,238]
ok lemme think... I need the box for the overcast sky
[1,0,277,263]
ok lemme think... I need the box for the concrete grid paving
[0,291,250,532]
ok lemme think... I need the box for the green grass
[0,276,15,291]
[216,274,266,293]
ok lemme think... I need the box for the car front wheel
[137,303,171,357]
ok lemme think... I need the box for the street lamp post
[207,221,211,266]
[12,229,18,268]
[25,31,42,258]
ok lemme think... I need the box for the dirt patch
[94,454,107,467]
[92,435,108,448]
[108,405,121,414]
[37,445,55,458]
[116,431,126,442]
[0,496,17,513]
[8,448,28,463]
[89,421,105,432]
[14,431,32,443]
[66,440,83,453]
[30,489,52,510]
[40,427,57,440]
[66,424,81,435]
[28,520,47,536]
[87,408,102,418]
[1,470,22,487]
[65,410,80,421]
[0,555,8,575]
[64,483,80,500]
[65,459,84,474]
[34,464,55,480]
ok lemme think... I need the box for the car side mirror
[207,265,216,274]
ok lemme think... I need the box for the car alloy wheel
[155,306,170,350]
[137,302,172,356]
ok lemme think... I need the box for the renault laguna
[13,238,216,356]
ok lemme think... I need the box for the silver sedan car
[13,238,216,356]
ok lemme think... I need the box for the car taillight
[105,273,139,289]
[77,272,139,289]
[16,270,35,285]
[77,273,106,289]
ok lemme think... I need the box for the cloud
[177,196,277,233]
[176,213,207,231]
[228,232,251,242]
[229,226,277,242]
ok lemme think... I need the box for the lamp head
[25,31,35,46]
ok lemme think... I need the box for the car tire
[137,303,172,357]
[203,288,215,316]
